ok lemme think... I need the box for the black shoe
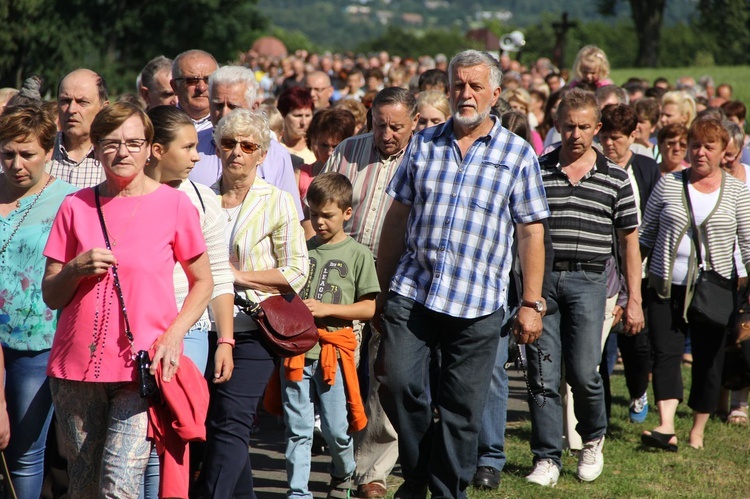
[393,481,428,499]
[472,466,500,490]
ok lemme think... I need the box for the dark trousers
[376,293,504,499]
[648,286,727,413]
[618,280,652,400]
[197,331,274,498]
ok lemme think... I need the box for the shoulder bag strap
[94,186,136,354]
[682,171,706,269]
[190,181,206,214]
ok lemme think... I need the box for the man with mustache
[526,88,644,487]
[322,86,418,499]
[47,69,110,188]
[374,50,548,498]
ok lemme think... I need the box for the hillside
[257,0,697,52]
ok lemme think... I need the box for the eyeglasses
[98,139,148,154]
[219,138,260,154]
[664,139,687,150]
[306,86,331,93]
[174,76,210,86]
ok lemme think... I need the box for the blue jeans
[3,348,54,499]
[141,321,209,499]
[527,270,608,468]
[376,293,504,498]
[476,316,511,471]
[281,359,355,498]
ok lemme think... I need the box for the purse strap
[682,171,736,276]
[234,291,261,316]
[682,171,707,270]
[94,186,137,356]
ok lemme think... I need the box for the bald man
[47,68,110,188]
[305,71,334,111]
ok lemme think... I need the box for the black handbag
[682,174,737,328]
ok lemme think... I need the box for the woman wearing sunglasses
[197,108,308,497]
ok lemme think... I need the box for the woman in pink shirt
[42,102,213,499]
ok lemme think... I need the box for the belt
[552,260,606,273]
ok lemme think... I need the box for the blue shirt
[0,179,78,351]
[387,117,550,319]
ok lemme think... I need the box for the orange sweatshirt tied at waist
[270,326,367,433]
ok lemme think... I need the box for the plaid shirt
[46,133,104,188]
[387,117,550,318]
[322,133,406,256]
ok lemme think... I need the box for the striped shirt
[322,132,406,256]
[211,177,309,304]
[387,117,550,319]
[540,147,638,262]
[47,132,104,188]
[640,169,750,298]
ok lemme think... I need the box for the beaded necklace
[0,176,53,256]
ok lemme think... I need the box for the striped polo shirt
[540,147,638,263]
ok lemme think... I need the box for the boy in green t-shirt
[281,172,380,499]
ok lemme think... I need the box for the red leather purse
[235,292,319,357]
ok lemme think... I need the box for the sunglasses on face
[219,138,261,154]
[174,76,210,86]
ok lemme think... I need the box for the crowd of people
[0,41,749,499]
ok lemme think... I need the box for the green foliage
[697,0,750,65]
[355,26,481,60]
[0,0,268,95]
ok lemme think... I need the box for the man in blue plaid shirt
[374,50,550,499]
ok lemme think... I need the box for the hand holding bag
[682,174,737,328]
[234,292,319,357]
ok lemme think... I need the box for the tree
[696,0,750,65]
[598,0,667,67]
[0,0,268,94]
[356,26,481,60]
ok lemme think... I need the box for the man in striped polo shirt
[525,88,645,487]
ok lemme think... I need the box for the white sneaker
[526,459,560,487]
[577,435,605,482]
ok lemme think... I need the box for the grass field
[384,365,750,498]
[610,66,750,106]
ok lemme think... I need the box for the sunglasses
[219,138,261,154]
[174,76,210,86]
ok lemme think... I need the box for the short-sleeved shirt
[0,179,78,351]
[539,147,639,262]
[44,185,206,382]
[46,132,104,188]
[387,117,550,319]
[322,133,406,256]
[301,236,380,358]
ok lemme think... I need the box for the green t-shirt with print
[301,236,380,359]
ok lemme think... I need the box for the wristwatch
[521,300,545,313]
[217,337,236,348]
